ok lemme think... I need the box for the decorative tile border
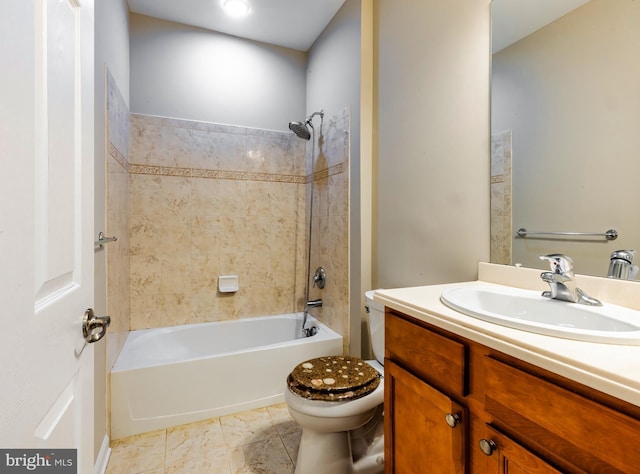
[130,164,161,175]
[191,168,219,179]
[308,162,345,183]
[163,167,192,177]
[108,141,130,172]
[128,161,346,185]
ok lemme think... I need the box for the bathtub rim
[111,313,338,372]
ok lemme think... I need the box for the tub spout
[306,299,323,309]
[301,309,319,338]
[302,299,322,337]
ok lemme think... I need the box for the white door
[0,0,96,472]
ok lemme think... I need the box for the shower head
[289,121,311,140]
[288,110,324,140]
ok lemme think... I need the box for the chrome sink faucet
[539,254,602,306]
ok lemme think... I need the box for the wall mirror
[490,0,640,279]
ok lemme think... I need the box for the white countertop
[374,264,640,407]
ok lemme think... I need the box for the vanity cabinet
[384,308,640,474]
[385,360,466,473]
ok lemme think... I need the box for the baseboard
[94,434,111,474]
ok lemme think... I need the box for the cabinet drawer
[386,311,467,396]
[480,424,563,474]
[484,356,640,473]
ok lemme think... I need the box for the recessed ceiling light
[222,0,251,17]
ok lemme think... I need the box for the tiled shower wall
[306,109,350,354]
[105,69,131,372]
[127,109,350,351]
[128,114,306,329]
[490,130,512,265]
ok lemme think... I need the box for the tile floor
[106,404,301,474]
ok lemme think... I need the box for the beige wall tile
[191,178,220,216]
[130,174,162,217]
[128,111,348,344]
[161,176,192,216]
[105,70,131,376]
[129,215,161,257]
[130,255,162,296]
[130,293,164,330]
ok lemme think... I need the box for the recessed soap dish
[219,275,239,293]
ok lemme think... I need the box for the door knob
[82,308,111,343]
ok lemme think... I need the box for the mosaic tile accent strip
[130,164,161,175]
[108,141,130,172]
[128,162,345,184]
[191,168,219,179]
[309,162,345,183]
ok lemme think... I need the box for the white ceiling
[492,0,591,53]
[127,0,347,52]
[127,0,593,56]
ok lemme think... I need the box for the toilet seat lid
[287,356,381,401]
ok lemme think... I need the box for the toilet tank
[365,290,385,365]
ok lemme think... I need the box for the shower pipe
[289,110,324,336]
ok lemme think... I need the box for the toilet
[285,290,385,474]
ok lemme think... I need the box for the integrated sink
[440,285,640,345]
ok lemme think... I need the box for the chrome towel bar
[516,228,618,241]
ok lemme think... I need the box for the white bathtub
[110,313,343,439]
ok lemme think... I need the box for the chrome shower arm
[306,110,324,122]
[305,110,324,129]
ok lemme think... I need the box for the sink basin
[440,285,640,345]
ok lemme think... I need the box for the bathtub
[110,313,343,439]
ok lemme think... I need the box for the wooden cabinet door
[385,359,466,474]
[478,425,563,474]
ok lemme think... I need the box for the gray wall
[129,13,307,130]
[374,0,491,289]
[94,0,129,460]
[306,0,362,356]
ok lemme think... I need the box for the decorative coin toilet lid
[287,356,381,401]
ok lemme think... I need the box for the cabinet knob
[445,413,461,428]
[479,439,497,456]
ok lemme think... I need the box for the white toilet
[285,290,385,474]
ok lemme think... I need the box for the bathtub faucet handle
[312,267,326,289]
